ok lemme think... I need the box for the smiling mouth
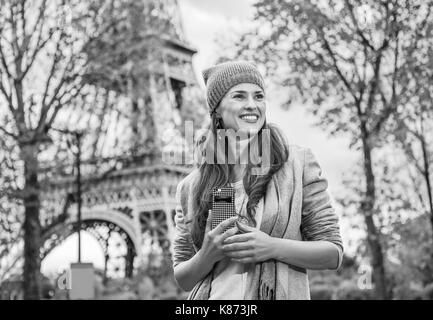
[239,114,259,122]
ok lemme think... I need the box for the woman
[172,60,343,300]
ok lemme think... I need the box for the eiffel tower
[33,0,205,285]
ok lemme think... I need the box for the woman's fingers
[220,226,238,241]
[223,233,251,244]
[222,242,254,252]
[214,216,238,234]
[231,258,253,264]
[236,221,255,233]
[205,210,212,233]
[226,250,254,259]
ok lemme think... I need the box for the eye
[233,94,245,100]
[255,94,264,100]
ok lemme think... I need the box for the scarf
[186,166,309,300]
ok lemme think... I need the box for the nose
[245,94,256,109]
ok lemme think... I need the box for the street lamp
[48,127,95,299]
[51,127,84,263]
[73,131,83,263]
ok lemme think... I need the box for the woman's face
[217,83,266,136]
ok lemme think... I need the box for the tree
[392,112,433,233]
[0,0,197,299]
[388,19,433,234]
[0,0,98,299]
[0,131,23,282]
[226,0,433,299]
[338,145,432,298]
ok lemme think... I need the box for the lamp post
[50,129,95,300]
[51,127,84,262]
[49,127,94,299]
[74,131,83,263]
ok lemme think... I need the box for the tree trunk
[360,126,388,300]
[21,143,42,300]
[419,135,433,234]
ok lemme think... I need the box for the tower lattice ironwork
[21,0,204,283]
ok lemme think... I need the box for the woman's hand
[198,210,239,265]
[173,211,238,291]
[222,221,275,263]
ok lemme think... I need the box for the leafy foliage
[219,0,433,299]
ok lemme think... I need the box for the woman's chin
[238,124,263,136]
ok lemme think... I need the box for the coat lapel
[259,175,279,235]
[260,162,295,238]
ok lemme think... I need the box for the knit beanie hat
[202,60,265,114]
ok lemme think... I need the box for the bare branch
[19,0,27,49]
[39,31,66,124]
[0,78,13,109]
[344,0,376,51]
[41,194,72,237]
[0,126,18,139]
[45,78,85,130]
[364,44,386,127]
[0,41,14,80]
[21,32,55,80]
[0,254,22,282]
[320,34,359,104]
[371,34,400,135]
[406,164,428,213]
[8,4,19,59]
[20,1,53,80]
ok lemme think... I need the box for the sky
[42,0,360,276]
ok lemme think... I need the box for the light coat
[172,143,344,299]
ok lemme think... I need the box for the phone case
[211,186,236,232]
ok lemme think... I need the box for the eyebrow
[230,90,264,94]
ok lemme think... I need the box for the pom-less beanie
[202,60,265,114]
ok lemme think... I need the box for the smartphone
[211,186,236,232]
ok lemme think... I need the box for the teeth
[240,115,258,120]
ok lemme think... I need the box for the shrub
[333,280,375,300]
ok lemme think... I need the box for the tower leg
[124,245,135,278]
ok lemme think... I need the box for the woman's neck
[225,133,258,182]
[226,135,252,162]
[229,164,247,182]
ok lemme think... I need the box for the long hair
[188,110,289,249]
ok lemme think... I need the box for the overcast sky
[42,0,360,275]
